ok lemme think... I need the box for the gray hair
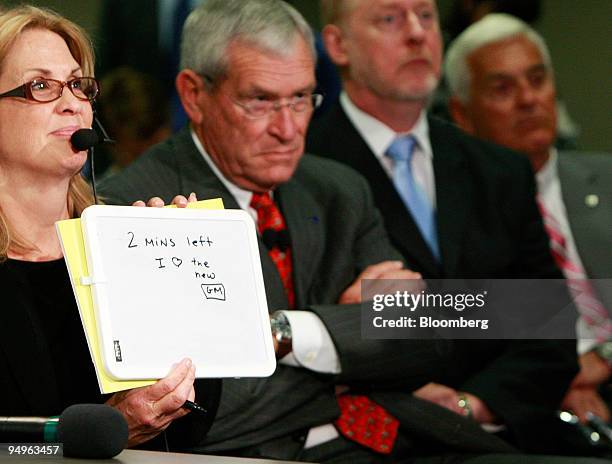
[444,13,552,103]
[180,0,316,86]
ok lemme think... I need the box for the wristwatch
[270,311,292,359]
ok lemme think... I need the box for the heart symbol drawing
[172,257,183,268]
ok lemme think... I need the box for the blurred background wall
[2,0,609,151]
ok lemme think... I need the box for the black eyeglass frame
[0,77,100,103]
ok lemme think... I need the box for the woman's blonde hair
[0,5,95,259]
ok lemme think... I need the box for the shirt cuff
[280,310,341,374]
[577,317,599,355]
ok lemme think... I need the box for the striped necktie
[537,198,612,341]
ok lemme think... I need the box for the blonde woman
[0,6,215,448]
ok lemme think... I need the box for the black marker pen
[182,400,208,416]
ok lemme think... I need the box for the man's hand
[338,260,422,304]
[132,192,198,208]
[571,351,611,388]
[106,358,196,447]
[561,386,610,423]
[462,391,497,424]
[414,382,497,424]
[414,382,465,415]
[561,351,611,423]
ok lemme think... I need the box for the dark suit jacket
[101,128,513,458]
[559,151,612,309]
[306,103,578,453]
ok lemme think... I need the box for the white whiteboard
[80,205,276,380]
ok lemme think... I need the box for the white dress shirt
[536,149,598,354]
[340,92,436,208]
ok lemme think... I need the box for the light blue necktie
[386,135,440,260]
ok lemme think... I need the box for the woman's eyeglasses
[0,77,99,103]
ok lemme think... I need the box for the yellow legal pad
[56,198,224,394]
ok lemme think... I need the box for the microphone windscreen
[58,404,128,459]
[70,128,100,151]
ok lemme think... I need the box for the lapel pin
[585,194,599,208]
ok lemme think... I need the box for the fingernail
[185,358,192,368]
[189,192,197,201]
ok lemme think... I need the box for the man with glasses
[100,1,455,460]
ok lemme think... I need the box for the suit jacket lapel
[277,174,324,309]
[558,153,612,278]
[429,118,471,277]
[324,105,440,276]
[170,128,239,205]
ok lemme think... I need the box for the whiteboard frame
[80,205,276,380]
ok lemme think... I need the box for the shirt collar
[339,91,432,160]
[536,148,559,195]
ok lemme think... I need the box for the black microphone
[71,128,104,205]
[0,404,128,459]
[70,128,100,151]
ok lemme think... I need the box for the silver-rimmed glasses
[231,93,324,119]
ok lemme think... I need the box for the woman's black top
[0,258,101,416]
[0,257,220,448]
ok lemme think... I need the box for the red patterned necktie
[537,198,612,341]
[250,193,398,453]
[335,394,399,454]
[250,192,295,308]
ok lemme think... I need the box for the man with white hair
[445,12,612,427]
